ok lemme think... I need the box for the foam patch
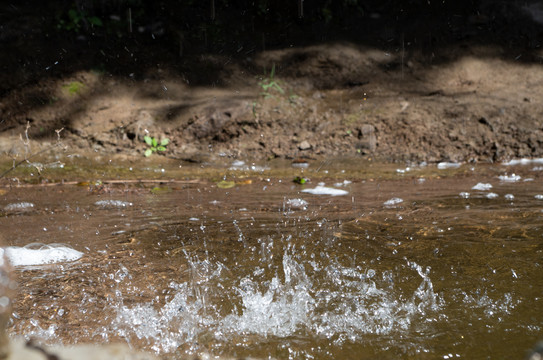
[3,243,84,266]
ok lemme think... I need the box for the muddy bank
[1,42,543,164]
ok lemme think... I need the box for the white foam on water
[301,186,348,196]
[472,183,492,191]
[505,194,514,200]
[535,195,543,200]
[3,202,35,211]
[437,162,461,169]
[229,160,269,172]
[498,174,521,182]
[384,197,403,206]
[231,160,245,167]
[459,192,470,199]
[95,200,133,208]
[286,198,308,210]
[486,192,499,199]
[3,243,84,266]
[502,158,543,166]
[334,180,352,187]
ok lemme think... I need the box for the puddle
[0,160,542,359]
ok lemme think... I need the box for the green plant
[144,136,169,157]
[63,81,84,96]
[258,64,284,98]
[58,8,103,33]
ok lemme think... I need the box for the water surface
[1,160,542,359]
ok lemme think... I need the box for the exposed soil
[2,17,543,165]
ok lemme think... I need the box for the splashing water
[5,170,542,359]
[110,246,442,355]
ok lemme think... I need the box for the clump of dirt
[2,42,543,164]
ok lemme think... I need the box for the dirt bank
[1,42,543,164]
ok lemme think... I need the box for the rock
[298,140,312,150]
[125,110,155,142]
[187,102,251,141]
[189,111,230,140]
[357,124,376,152]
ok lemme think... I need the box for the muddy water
[1,161,542,359]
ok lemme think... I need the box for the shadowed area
[1,1,543,162]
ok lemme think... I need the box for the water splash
[220,253,314,338]
[109,248,442,355]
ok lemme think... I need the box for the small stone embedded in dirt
[189,111,229,140]
[357,124,376,152]
[298,140,312,150]
[125,110,155,142]
[312,91,325,99]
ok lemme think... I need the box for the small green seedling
[293,176,307,184]
[63,81,84,96]
[58,8,102,33]
[144,136,169,157]
[258,64,284,98]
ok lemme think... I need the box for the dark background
[1,0,542,93]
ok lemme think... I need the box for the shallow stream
[1,159,542,359]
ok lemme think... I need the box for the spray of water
[109,246,443,355]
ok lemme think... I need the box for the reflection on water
[1,163,542,359]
